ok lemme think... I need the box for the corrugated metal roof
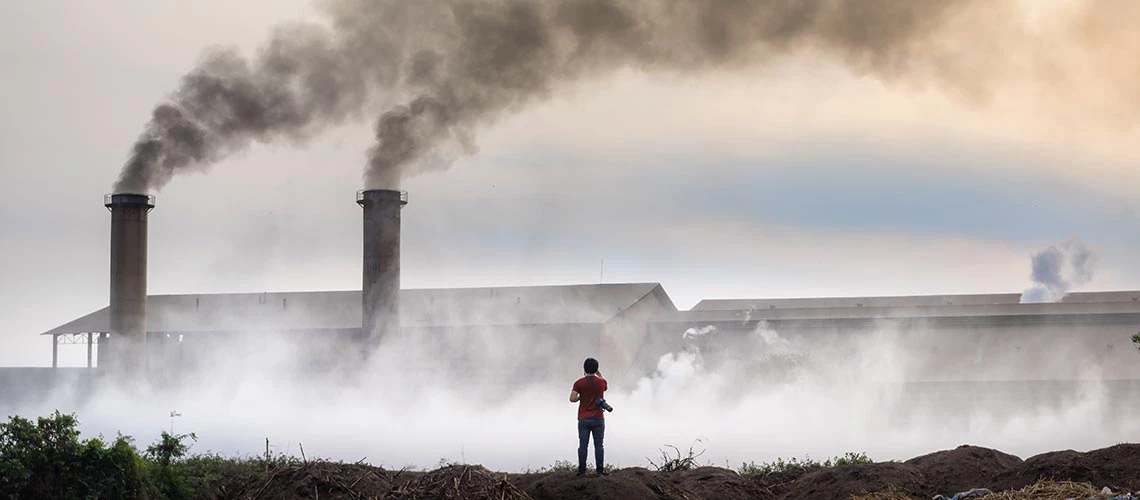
[40,283,667,336]
[691,290,1140,311]
[662,297,1140,324]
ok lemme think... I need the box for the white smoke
[682,325,717,340]
[5,309,1138,472]
[1020,238,1097,303]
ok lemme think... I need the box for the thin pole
[86,333,93,368]
[52,334,58,368]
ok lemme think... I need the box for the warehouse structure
[6,186,1140,403]
[37,283,677,380]
[645,290,1140,382]
[35,287,1140,383]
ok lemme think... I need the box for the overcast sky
[3,0,1140,367]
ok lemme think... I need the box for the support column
[87,332,93,368]
[52,334,58,368]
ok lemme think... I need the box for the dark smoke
[115,0,1120,192]
[1020,238,1096,304]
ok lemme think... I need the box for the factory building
[5,186,1140,407]
[37,283,677,381]
[35,287,1140,383]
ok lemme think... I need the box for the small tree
[1132,333,1140,353]
[0,411,145,499]
[146,431,197,499]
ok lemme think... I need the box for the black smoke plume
[113,0,1134,192]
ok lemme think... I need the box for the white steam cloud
[1020,238,1096,304]
[4,314,1136,472]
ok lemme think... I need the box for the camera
[596,398,614,412]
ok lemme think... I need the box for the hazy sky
[3,0,1140,367]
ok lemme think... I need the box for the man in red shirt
[569,357,609,477]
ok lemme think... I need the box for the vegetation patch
[738,451,874,476]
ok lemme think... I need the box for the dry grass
[384,464,531,500]
[852,480,1120,500]
[987,480,1113,500]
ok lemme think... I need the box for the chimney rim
[356,189,408,206]
[105,193,156,209]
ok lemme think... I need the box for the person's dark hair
[583,357,599,374]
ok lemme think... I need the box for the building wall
[0,368,94,411]
[396,324,603,383]
[601,288,676,379]
[646,315,1140,382]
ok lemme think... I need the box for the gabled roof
[40,283,669,336]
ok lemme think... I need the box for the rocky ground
[211,443,1140,500]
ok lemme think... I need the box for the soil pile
[385,465,530,500]
[992,443,1140,493]
[665,466,774,500]
[774,462,928,500]
[513,468,694,500]
[214,460,392,500]
[208,443,1140,500]
[904,445,1023,496]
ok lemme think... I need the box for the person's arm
[569,389,580,403]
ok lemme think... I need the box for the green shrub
[738,452,873,476]
[145,431,198,500]
[1132,333,1140,352]
[0,411,146,499]
[547,459,576,472]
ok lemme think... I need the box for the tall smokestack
[104,193,154,374]
[357,189,407,349]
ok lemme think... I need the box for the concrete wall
[645,315,1140,382]
[0,368,94,412]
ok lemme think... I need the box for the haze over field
[3,0,1140,470]
[10,319,1137,472]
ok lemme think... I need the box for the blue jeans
[577,418,605,474]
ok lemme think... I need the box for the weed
[647,439,706,472]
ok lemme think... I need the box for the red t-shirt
[573,375,608,420]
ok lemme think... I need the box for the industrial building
[38,283,677,380]
[5,187,1140,404]
[34,287,1140,381]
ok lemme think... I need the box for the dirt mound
[775,462,928,500]
[993,443,1140,493]
[215,461,392,500]
[206,443,1140,500]
[513,468,693,500]
[386,464,530,500]
[904,444,1023,495]
[666,467,774,500]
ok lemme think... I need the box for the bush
[1132,333,1140,352]
[547,459,576,472]
[0,411,146,499]
[0,410,243,500]
[738,452,873,476]
[145,431,198,500]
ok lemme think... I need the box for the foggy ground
[6,322,1138,473]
